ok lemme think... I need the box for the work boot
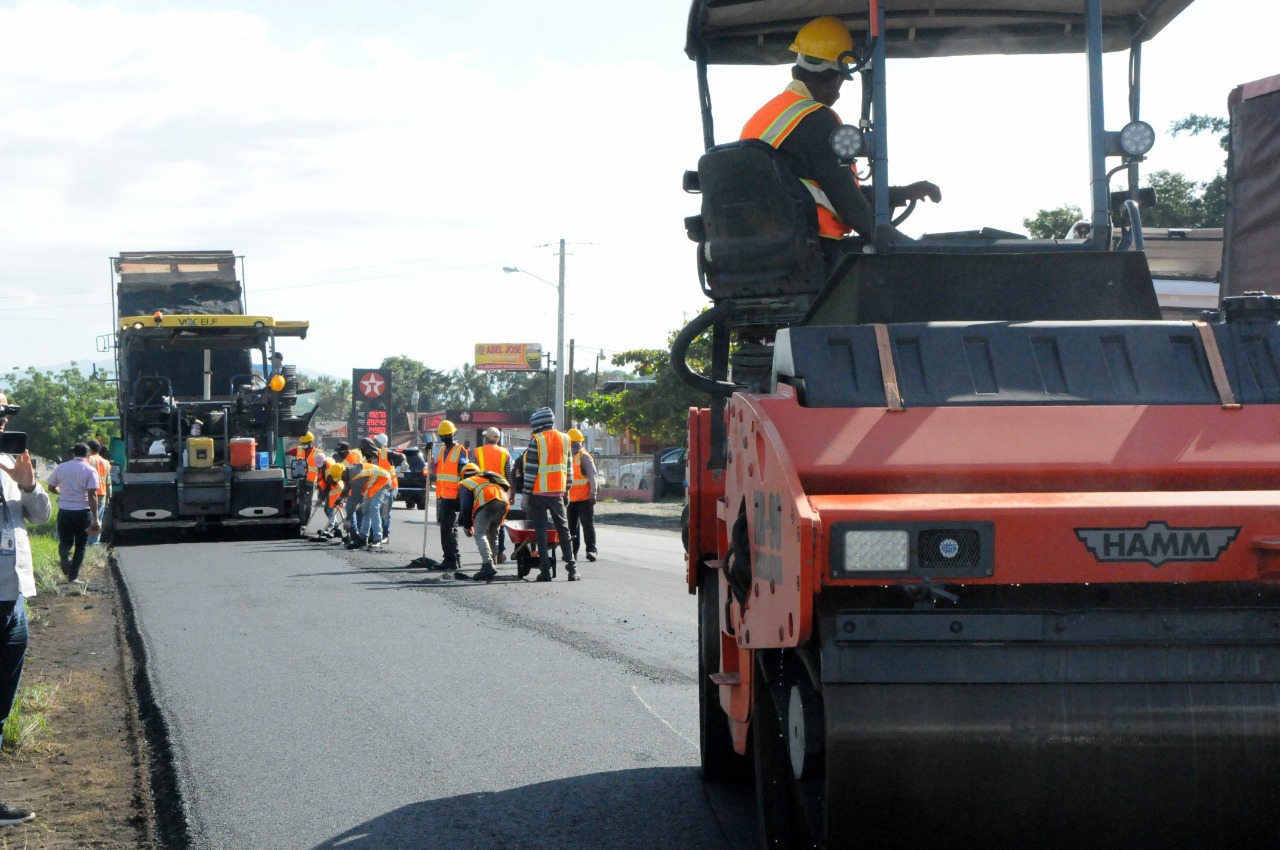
[535,565,552,582]
[566,565,580,582]
[586,550,597,562]
[473,564,498,582]
[496,551,507,564]
[345,535,367,550]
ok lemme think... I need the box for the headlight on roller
[841,530,910,572]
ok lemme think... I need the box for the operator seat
[131,376,175,429]
[685,139,827,331]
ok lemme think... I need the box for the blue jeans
[345,491,365,538]
[381,487,396,535]
[360,489,392,543]
[87,500,106,545]
[1,598,28,735]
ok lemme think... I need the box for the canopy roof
[687,0,1196,63]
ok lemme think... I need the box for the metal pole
[870,0,890,229]
[1086,0,1111,249]
[567,338,575,427]
[556,238,566,429]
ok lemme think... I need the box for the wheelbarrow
[504,515,559,579]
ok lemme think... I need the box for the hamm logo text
[1075,522,1239,567]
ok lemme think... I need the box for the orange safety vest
[473,443,509,476]
[354,462,392,497]
[376,446,398,488]
[322,479,344,509]
[741,88,854,239]
[530,430,569,495]
[460,474,509,520]
[569,449,594,503]
[435,443,465,499]
[89,454,110,497]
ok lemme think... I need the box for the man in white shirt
[46,444,99,583]
[0,391,52,827]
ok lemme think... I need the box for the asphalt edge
[110,550,193,849]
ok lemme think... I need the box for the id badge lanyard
[0,489,16,556]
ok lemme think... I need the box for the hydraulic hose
[670,302,738,399]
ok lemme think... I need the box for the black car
[395,446,429,510]
[655,446,687,497]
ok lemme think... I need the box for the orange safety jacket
[741,88,855,239]
[354,462,392,498]
[89,454,110,497]
[435,443,466,499]
[287,445,319,482]
[569,449,594,503]
[322,480,344,509]
[530,430,569,495]
[473,443,510,476]
[460,474,509,520]
[376,446,398,488]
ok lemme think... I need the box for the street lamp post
[503,238,566,426]
[410,390,420,445]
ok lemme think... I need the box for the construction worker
[351,448,393,550]
[741,15,939,251]
[522,406,576,582]
[343,438,379,546]
[332,440,362,467]
[285,432,321,483]
[85,439,111,545]
[458,462,510,582]
[316,462,345,539]
[372,432,403,542]
[432,420,469,570]
[472,427,512,563]
[567,428,599,562]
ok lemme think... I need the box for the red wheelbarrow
[504,516,560,579]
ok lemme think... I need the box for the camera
[0,404,20,418]
[0,432,27,455]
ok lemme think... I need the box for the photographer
[0,392,52,827]
[46,444,99,583]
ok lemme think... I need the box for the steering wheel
[891,199,917,227]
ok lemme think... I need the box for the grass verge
[1,679,59,754]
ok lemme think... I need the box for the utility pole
[567,338,576,428]
[556,238,566,428]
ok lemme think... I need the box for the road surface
[115,505,755,850]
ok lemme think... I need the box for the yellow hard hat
[461,462,479,476]
[269,374,286,392]
[789,16,854,65]
[299,432,314,444]
[567,428,584,441]
[437,419,457,436]
[328,463,344,481]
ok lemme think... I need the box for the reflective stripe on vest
[326,483,344,509]
[569,449,593,502]
[474,444,509,475]
[461,475,508,519]
[90,455,110,496]
[435,444,464,499]
[742,88,854,239]
[531,430,568,495]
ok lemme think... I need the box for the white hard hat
[375,433,388,447]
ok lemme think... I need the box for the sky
[0,0,1275,380]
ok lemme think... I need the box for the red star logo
[359,372,385,398]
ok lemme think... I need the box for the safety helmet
[461,462,480,476]
[328,463,344,481]
[374,433,388,447]
[567,428,584,442]
[790,16,854,69]
[437,419,457,436]
[269,374,286,392]
[299,431,314,444]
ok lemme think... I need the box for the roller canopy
[686,0,1196,63]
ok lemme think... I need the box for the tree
[301,374,350,423]
[1,365,117,461]
[1023,205,1083,239]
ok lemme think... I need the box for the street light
[410,390,420,445]
[503,240,566,427]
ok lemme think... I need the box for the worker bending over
[459,463,511,582]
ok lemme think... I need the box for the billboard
[474,343,543,372]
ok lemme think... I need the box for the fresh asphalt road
[114,504,756,850]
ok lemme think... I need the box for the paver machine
[677,2,1280,848]
[108,251,318,540]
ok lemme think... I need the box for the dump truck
[678,3,1280,848]
[107,251,318,540]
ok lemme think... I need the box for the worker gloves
[890,180,942,206]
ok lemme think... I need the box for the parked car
[395,446,428,510]
[655,446,687,497]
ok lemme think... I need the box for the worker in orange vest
[459,462,510,582]
[85,439,112,545]
[521,407,576,582]
[567,428,599,562]
[351,449,393,551]
[285,432,321,483]
[741,15,939,251]
[432,420,469,570]
[315,462,346,540]
[372,432,403,543]
[472,427,512,563]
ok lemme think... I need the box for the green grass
[1,680,59,754]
